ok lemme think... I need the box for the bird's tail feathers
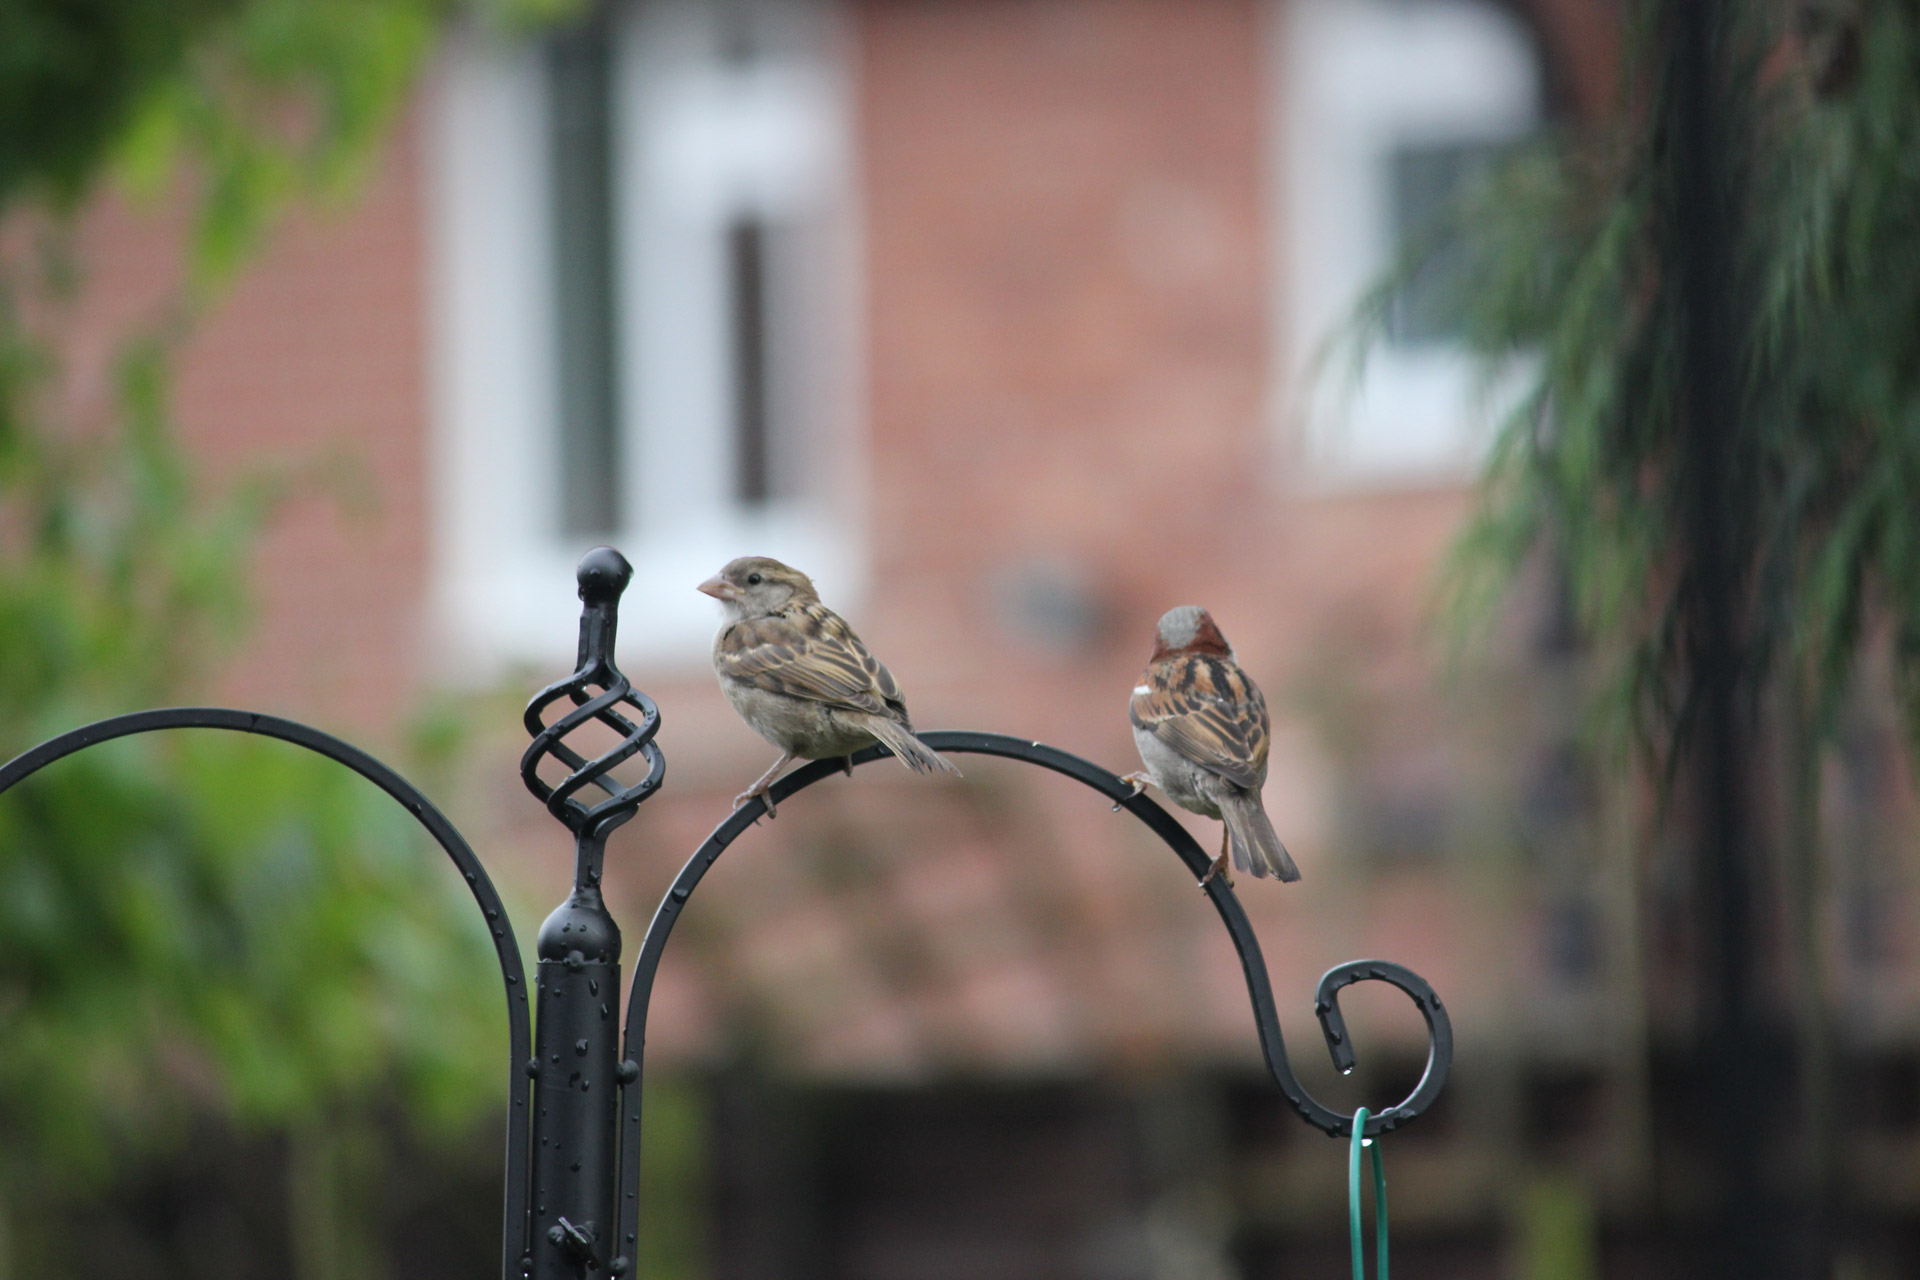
[865,717,963,777]
[1222,792,1300,883]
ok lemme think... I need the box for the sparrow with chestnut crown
[1120,605,1299,887]
[700,556,960,815]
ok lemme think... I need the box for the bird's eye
[746,573,762,586]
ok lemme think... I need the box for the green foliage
[637,1078,711,1280]
[0,0,242,209]
[1373,1,1917,756]
[0,0,571,1256]
[0,734,503,1189]
[7,0,572,285]
[0,205,506,1269]
[114,0,444,284]
[0,304,258,731]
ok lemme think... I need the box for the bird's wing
[1129,653,1269,790]
[716,601,904,720]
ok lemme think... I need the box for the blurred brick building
[79,2,1911,1278]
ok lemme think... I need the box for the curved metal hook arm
[612,731,1453,1259]
[0,707,536,1280]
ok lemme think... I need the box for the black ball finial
[577,547,633,605]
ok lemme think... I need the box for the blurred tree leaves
[1366,2,1916,761]
[1364,6,1912,1260]
[0,0,243,211]
[0,735,501,1188]
[0,0,572,1273]
[5,0,570,284]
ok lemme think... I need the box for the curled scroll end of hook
[1318,1002,1358,1075]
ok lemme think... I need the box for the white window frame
[1271,0,1542,487]
[425,1,863,680]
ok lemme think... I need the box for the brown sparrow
[700,556,960,814]
[1121,606,1299,886]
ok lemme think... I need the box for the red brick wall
[587,0,1489,1074]
[855,0,1471,794]
[42,0,1613,1077]
[46,0,1618,745]
[50,117,431,736]
[174,120,433,731]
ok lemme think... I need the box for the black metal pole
[521,548,663,1279]
[1671,3,1795,1275]
[528,830,623,1278]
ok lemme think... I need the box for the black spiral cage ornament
[520,546,665,842]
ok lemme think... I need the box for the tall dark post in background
[1670,1,1796,1275]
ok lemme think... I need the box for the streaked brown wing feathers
[716,602,898,718]
[1130,654,1268,789]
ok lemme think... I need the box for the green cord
[1348,1109,1388,1280]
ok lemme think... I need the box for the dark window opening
[1385,137,1511,347]
[548,12,622,536]
[716,2,765,66]
[729,217,775,507]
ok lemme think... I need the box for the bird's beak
[698,575,741,602]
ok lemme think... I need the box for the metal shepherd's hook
[0,546,1453,1280]
[517,546,665,1278]
[517,551,1455,1274]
